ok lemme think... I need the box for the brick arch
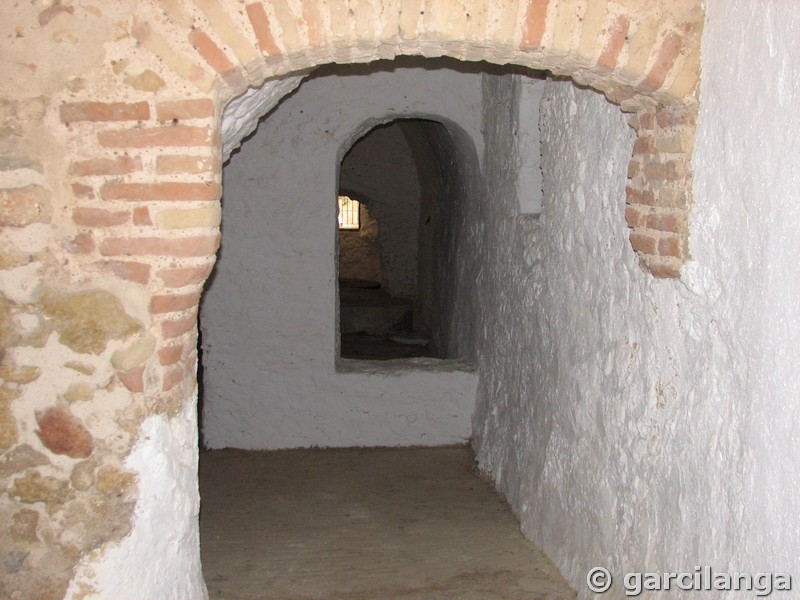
[122,0,701,278]
[56,0,706,423]
[57,0,703,413]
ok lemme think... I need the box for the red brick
[598,16,630,70]
[100,182,220,201]
[162,314,197,338]
[246,2,281,55]
[150,291,201,314]
[626,185,655,206]
[60,101,150,123]
[156,154,215,174]
[633,135,655,155]
[640,32,683,93]
[658,234,684,258]
[655,111,673,128]
[157,99,215,121]
[69,156,141,176]
[629,231,657,255]
[625,205,643,229]
[656,108,693,128]
[103,260,151,284]
[636,112,656,130]
[627,159,642,179]
[189,29,236,76]
[73,207,129,227]
[643,159,685,181]
[646,211,686,234]
[133,206,153,226]
[522,0,550,48]
[72,182,95,199]
[157,263,214,287]
[98,126,212,148]
[163,365,184,391]
[159,344,184,366]
[61,232,95,254]
[301,0,325,47]
[118,366,145,393]
[100,235,220,257]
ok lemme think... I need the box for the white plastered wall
[201,62,485,449]
[691,0,800,582]
[462,2,800,597]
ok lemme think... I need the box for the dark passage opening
[337,118,457,361]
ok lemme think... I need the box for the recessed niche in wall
[200,60,484,450]
[337,117,472,361]
[337,120,429,360]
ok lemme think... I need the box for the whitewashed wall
[692,0,800,584]
[201,63,483,449]
[464,2,800,597]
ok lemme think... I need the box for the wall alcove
[337,117,473,361]
[200,61,484,453]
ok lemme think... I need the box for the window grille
[338,195,360,230]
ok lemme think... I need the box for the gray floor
[200,446,576,600]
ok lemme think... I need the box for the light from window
[338,195,360,230]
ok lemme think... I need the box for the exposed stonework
[35,407,94,459]
[0,386,19,450]
[0,185,52,228]
[38,289,141,355]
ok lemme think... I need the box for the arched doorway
[2,2,703,597]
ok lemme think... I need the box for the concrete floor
[199,446,576,599]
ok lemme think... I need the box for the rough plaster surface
[66,397,206,600]
[220,76,304,162]
[515,76,545,215]
[462,13,800,593]
[425,116,483,359]
[203,63,484,449]
[691,0,800,581]
[468,77,710,595]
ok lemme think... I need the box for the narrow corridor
[200,446,576,599]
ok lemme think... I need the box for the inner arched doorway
[337,118,466,360]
